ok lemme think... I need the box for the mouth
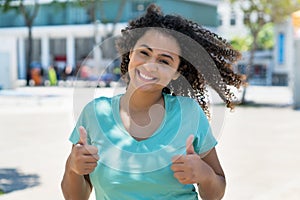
[137,69,157,82]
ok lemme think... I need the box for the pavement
[0,85,299,200]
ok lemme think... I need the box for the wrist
[196,161,215,186]
[197,172,215,188]
[66,156,82,177]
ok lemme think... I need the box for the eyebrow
[139,44,175,62]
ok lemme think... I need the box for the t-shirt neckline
[112,93,169,144]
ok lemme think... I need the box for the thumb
[78,126,88,145]
[186,135,196,155]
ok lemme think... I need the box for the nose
[143,59,158,72]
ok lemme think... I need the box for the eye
[159,59,170,65]
[140,50,149,56]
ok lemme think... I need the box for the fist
[171,135,211,185]
[69,126,99,175]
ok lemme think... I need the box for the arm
[61,126,99,200]
[197,148,225,200]
[61,150,93,200]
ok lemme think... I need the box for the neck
[121,88,164,113]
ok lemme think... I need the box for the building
[216,0,248,40]
[272,18,295,86]
[0,0,219,88]
[217,0,297,86]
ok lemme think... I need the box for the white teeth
[139,71,154,80]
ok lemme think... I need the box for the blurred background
[0,0,300,199]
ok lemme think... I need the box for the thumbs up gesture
[69,126,99,175]
[171,135,212,185]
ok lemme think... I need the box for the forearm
[61,156,92,200]
[197,172,226,200]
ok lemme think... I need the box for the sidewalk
[0,86,299,200]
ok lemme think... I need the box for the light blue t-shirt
[69,93,217,200]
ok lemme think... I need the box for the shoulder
[166,94,201,111]
[88,95,119,106]
[168,94,209,122]
[94,95,114,102]
[81,96,116,114]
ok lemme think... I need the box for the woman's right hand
[69,126,99,175]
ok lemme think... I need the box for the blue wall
[0,0,218,27]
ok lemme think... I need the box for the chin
[132,82,164,93]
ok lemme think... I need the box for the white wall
[217,1,249,39]
[293,39,300,109]
[0,37,18,89]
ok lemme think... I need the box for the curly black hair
[116,4,245,118]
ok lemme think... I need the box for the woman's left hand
[171,135,214,185]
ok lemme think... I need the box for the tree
[230,23,274,51]
[229,0,300,103]
[230,35,252,52]
[56,0,127,74]
[73,0,126,58]
[1,0,40,86]
[256,23,274,50]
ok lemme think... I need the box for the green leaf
[230,35,253,52]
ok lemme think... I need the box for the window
[230,11,236,26]
[218,13,223,26]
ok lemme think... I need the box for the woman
[61,4,244,200]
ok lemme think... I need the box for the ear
[129,49,133,60]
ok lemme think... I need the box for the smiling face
[127,30,181,92]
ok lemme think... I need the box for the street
[0,86,299,200]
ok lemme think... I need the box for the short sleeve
[193,104,217,154]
